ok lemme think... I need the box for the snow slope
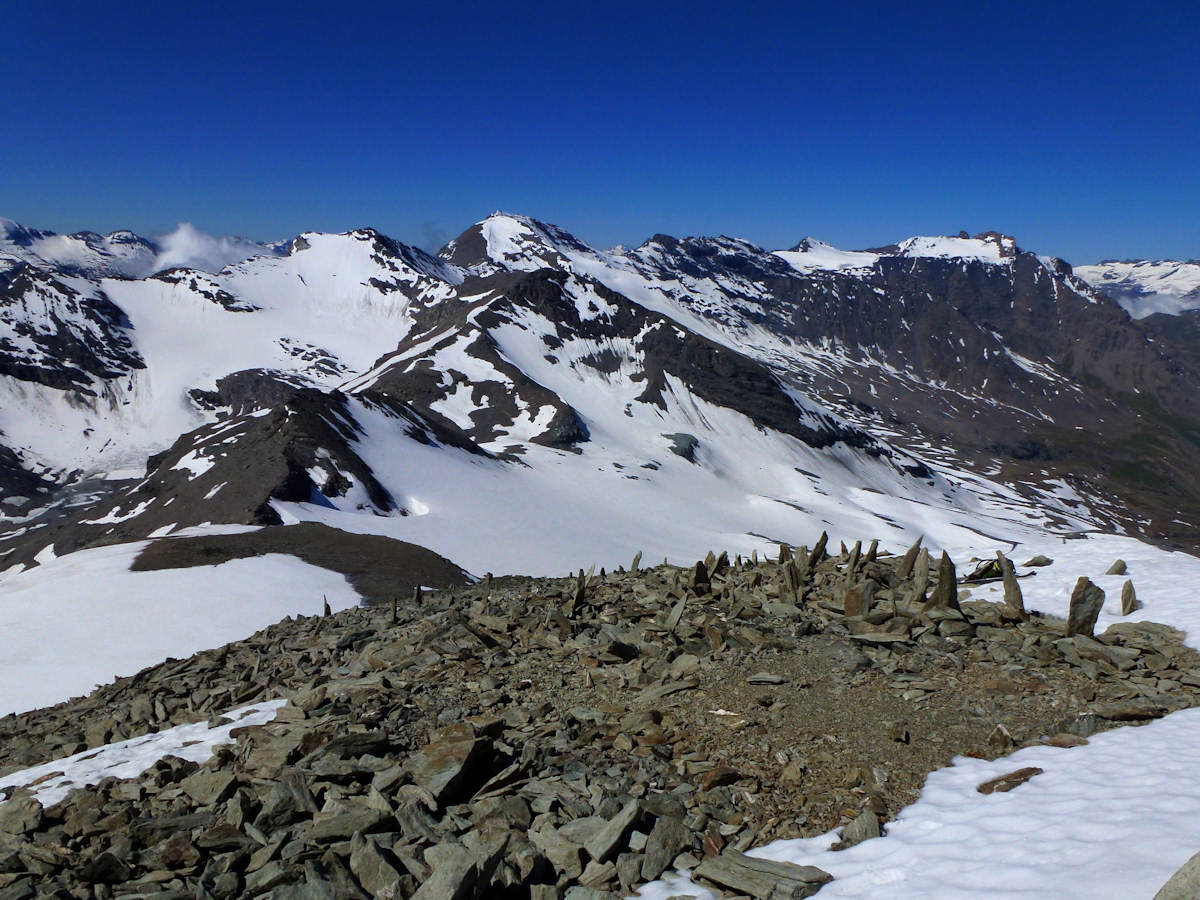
[0,536,359,716]
[0,230,455,477]
[1075,258,1200,317]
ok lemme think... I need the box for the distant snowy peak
[0,218,158,278]
[774,238,880,273]
[439,212,593,274]
[892,231,1019,264]
[1075,258,1200,318]
[0,216,286,279]
[774,232,1022,274]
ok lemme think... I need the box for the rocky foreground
[1,537,1198,899]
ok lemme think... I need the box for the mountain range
[1,213,1197,578]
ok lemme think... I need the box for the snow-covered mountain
[0,217,284,280]
[1,212,1198,579]
[1075,258,1200,317]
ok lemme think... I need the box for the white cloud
[150,223,279,274]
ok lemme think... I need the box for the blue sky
[2,0,1196,262]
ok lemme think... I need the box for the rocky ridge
[0,536,1196,898]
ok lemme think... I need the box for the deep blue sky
[2,1,1197,262]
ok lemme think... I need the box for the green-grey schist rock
[1067,577,1106,637]
[896,536,923,579]
[1154,849,1200,900]
[996,551,1026,619]
[923,552,960,612]
[694,850,833,898]
[910,547,930,604]
[1121,579,1140,615]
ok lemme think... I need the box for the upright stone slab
[1121,580,1140,615]
[897,536,923,579]
[996,551,1026,619]
[910,547,930,604]
[923,551,960,612]
[1066,577,1106,637]
[808,531,829,569]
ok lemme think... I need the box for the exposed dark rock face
[0,390,487,568]
[0,260,144,392]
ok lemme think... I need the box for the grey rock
[1106,559,1128,576]
[180,769,236,806]
[255,772,318,830]
[531,825,585,879]
[1121,580,1140,615]
[1154,849,1200,900]
[578,801,638,864]
[910,547,930,603]
[640,814,691,881]
[838,810,881,848]
[1066,577,1106,638]
[0,794,42,835]
[305,806,391,842]
[896,536,923,579]
[349,832,404,898]
[694,850,832,898]
[747,672,789,685]
[412,840,479,900]
[996,552,1026,618]
[405,723,487,804]
[923,552,960,612]
[1024,555,1054,567]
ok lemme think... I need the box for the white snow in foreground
[0,700,285,808]
[0,540,359,716]
[633,709,1200,900]
[633,533,1200,899]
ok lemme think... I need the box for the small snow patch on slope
[0,699,285,808]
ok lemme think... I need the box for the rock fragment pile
[0,538,1195,898]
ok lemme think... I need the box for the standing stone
[866,539,879,563]
[923,552,960,612]
[808,531,829,569]
[846,540,862,574]
[897,536,923,579]
[996,551,1026,619]
[1066,577,1106,637]
[1121,580,1140,616]
[910,548,930,604]
[631,550,642,572]
[1106,559,1128,576]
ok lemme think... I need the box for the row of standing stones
[0,535,1193,900]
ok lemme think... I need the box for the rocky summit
[2,537,1197,898]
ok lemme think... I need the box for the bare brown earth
[0,539,1195,897]
[130,523,470,603]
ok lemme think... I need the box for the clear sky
[2,0,1197,263]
